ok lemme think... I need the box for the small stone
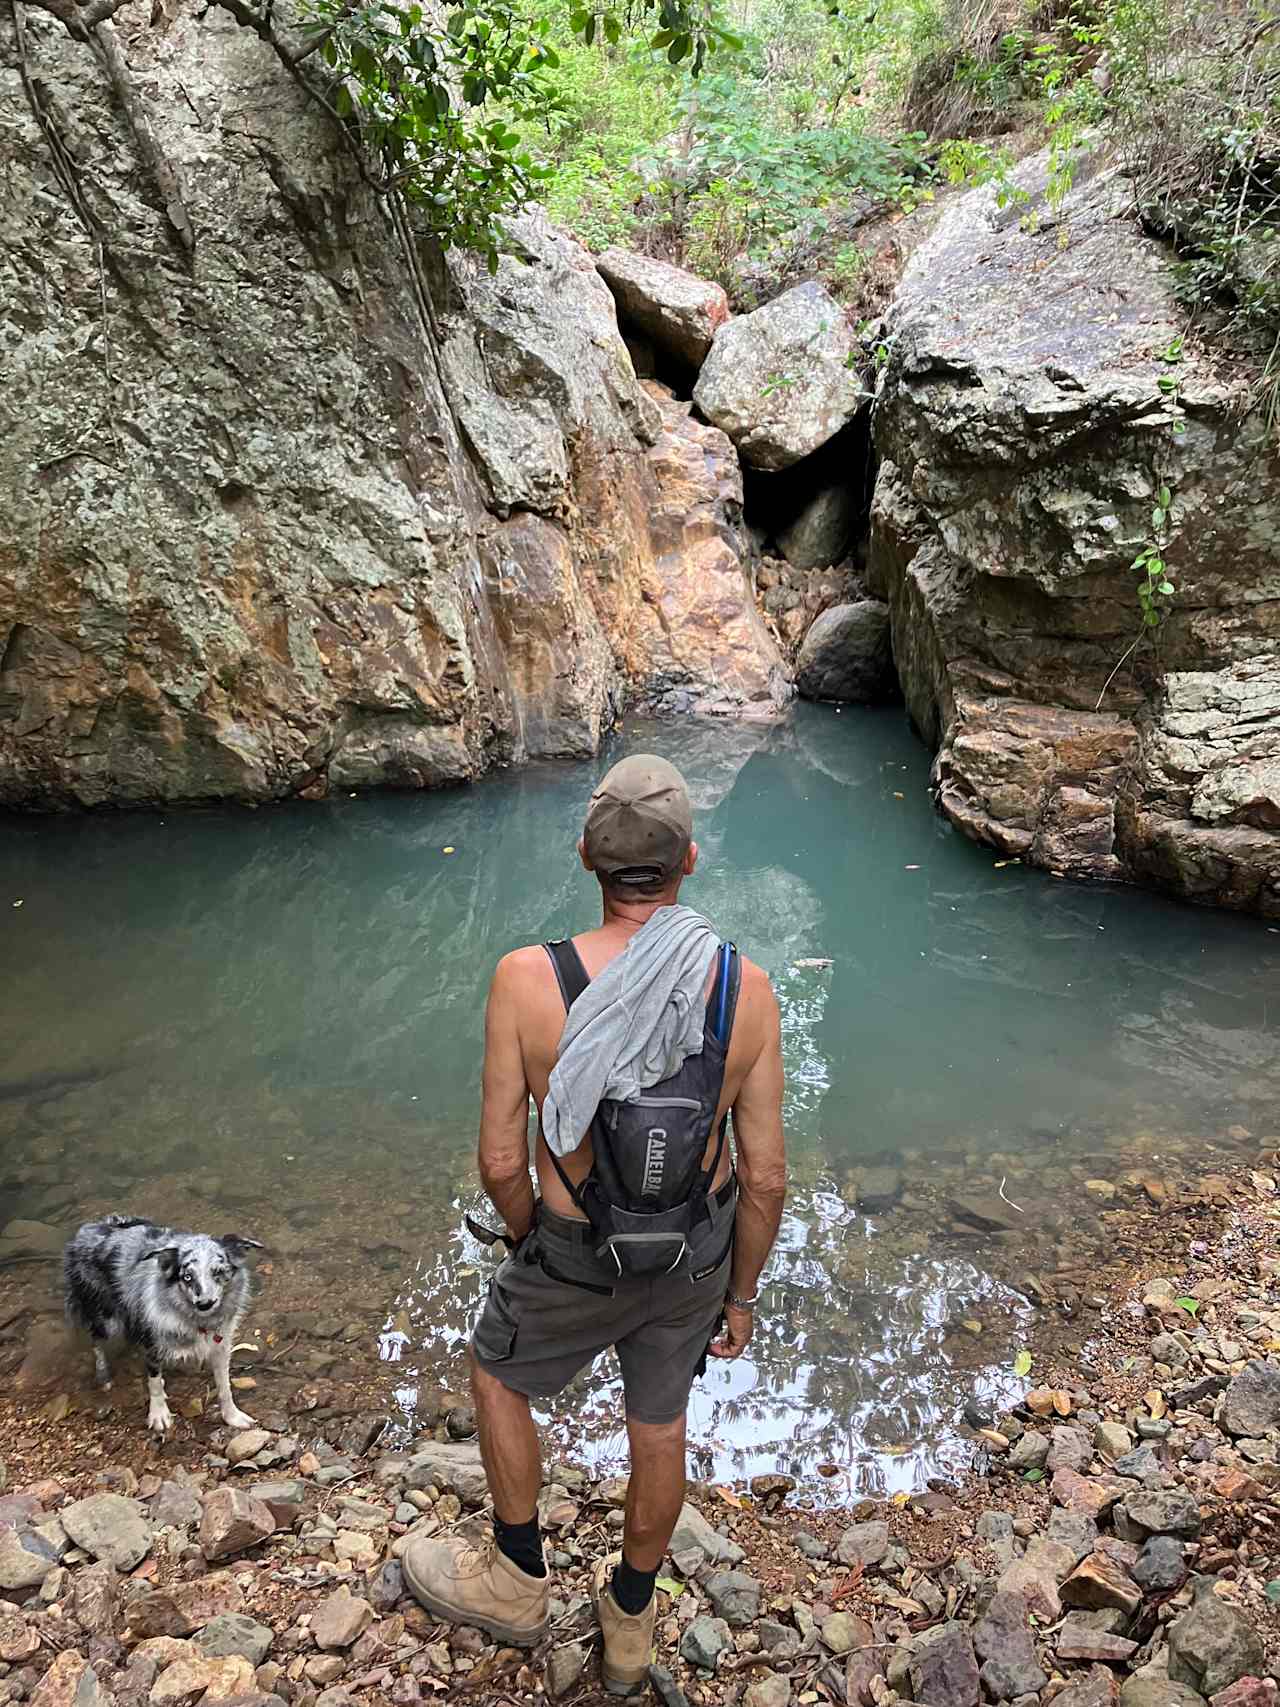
[1060,1552,1143,1616]
[30,1651,94,1707]
[199,1490,275,1562]
[225,1431,271,1467]
[1095,1422,1133,1460]
[793,1531,828,1561]
[151,1655,256,1705]
[820,1611,864,1654]
[1211,1681,1279,1707]
[1133,1535,1186,1590]
[73,1561,118,1635]
[1053,1469,1129,1519]
[1048,1426,1093,1474]
[1120,1668,1207,1707]
[1168,1577,1265,1696]
[1112,1445,1164,1481]
[680,1616,731,1671]
[1084,1179,1116,1201]
[973,1592,1047,1701]
[0,1606,39,1663]
[1220,1362,1280,1437]
[744,1676,792,1707]
[61,1495,153,1571]
[1048,1508,1099,1563]
[0,1528,57,1590]
[909,1622,980,1707]
[245,1482,307,1528]
[835,1521,889,1569]
[1116,1489,1201,1541]
[1058,1621,1139,1664]
[311,1590,374,1651]
[1150,1334,1192,1369]
[367,1561,404,1613]
[704,1571,761,1627]
[648,1664,692,1707]
[1008,1432,1050,1472]
[546,1643,587,1699]
[669,1504,744,1573]
[197,1615,274,1666]
[749,1474,796,1502]
[150,1485,204,1530]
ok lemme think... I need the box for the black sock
[611,1554,657,1615]
[493,1513,546,1578]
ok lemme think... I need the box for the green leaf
[656,1576,684,1598]
[1152,507,1166,530]
[1013,1349,1033,1378]
[1144,610,1161,627]
[1157,485,1172,508]
[1266,1580,1280,1604]
[1175,1296,1200,1315]
[335,83,353,116]
[1022,1468,1044,1483]
[1160,581,1176,595]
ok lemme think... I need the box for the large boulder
[869,146,1280,915]
[0,8,784,808]
[597,249,730,370]
[795,602,895,703]
[694,282,865,470]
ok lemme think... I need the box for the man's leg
[471,1350,547,1579]
[621,1411,687,1570]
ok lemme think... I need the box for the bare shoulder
[492,944,555,992]
[734,953,780,1041]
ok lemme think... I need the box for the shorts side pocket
[472,1279,519,1365]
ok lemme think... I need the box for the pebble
[679,1615,731,1672]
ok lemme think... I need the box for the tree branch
[91,16,196,251]
[19,0,132,37]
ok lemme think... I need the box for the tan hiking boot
[592,1553,655,1697]
[402,1533,549,1647]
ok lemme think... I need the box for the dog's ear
[139,1245,179,1279]
[220,1235,265,1260]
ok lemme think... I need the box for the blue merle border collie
[64,1215,264,1435]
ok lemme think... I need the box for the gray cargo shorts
[471,1182,736,1426]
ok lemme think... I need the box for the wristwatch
[726,1290,759,1311]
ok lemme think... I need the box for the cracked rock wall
[869,150,1280,916]
[0,3,785,807]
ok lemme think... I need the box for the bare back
[481,922,782,1223]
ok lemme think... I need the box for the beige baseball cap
[583,754,693,883]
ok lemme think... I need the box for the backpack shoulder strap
[544,939,590,1011]
[712,942,742,1046]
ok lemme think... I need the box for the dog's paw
[147,1402,175,1434]
[222,1406,256,1431]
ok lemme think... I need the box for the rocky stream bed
[4,1155,1280,1707]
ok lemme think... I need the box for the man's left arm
[477,953,536,1243]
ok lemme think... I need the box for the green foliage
[1103,0,1280,379]
[298,0,733,260]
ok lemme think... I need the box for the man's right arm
[477,952,537,1243]
[712,965,785,1359]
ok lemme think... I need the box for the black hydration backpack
[543,937,741,1279]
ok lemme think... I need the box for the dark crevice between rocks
[741,410,877,570]
[618,324,699,400]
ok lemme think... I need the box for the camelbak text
[642,1130,667,1197]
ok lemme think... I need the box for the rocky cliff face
[870,151,1280,916]
[0,4,785,807]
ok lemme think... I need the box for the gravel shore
[3,1155,1280,1707]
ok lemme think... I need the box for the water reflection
[0,705,1276,1484]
